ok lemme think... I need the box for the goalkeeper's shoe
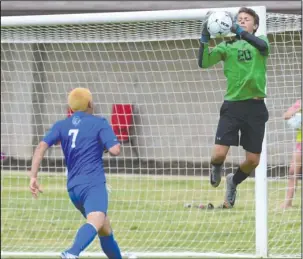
[210,164,223,187]
[60,252,78,259]
[224,173,237,207]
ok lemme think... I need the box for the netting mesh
[1,11,302,258]
[1,13,301,43]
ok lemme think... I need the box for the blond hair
[68,88,92,112]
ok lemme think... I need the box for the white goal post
[1,6,302,259]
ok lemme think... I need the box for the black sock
[233,167,250,185]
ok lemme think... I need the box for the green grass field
[1,171,301,258]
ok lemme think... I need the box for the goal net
[1,7,302,258]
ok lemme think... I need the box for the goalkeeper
[29,88,122,259]
[280,99,302,209]
[198,7,269,208]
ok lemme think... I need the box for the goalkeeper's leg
[211,102,241,187]
[223,100,268,208]
[210,145,230,187]
[223,151,260,208]
[98,216,122,259]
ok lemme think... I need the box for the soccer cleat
[224,173,237,207]
[210,164,223,187]
[60,252,79,259]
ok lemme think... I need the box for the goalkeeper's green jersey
[201,35,269,101]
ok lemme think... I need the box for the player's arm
[231,25,269,56]
[284,100,301,120]
[198,42,226,68]
[198,16,226,68]
[29,122,61,198]
[30,141,48,180]
[99,118,121,156]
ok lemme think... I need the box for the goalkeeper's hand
[230,23,245,35]
[229,12,244,36]
[200,11,212,43]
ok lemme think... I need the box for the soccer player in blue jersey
[29,88,122,259]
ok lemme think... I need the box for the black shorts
[215,99,269,154]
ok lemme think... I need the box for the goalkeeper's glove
[229,13,244,36]
[200,11,212,43]
[231,23,245,35]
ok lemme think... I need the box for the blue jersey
[43,111,119,190]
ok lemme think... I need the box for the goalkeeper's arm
[198,42,226,68]
[231,24,269,55]
[198,17,226,68]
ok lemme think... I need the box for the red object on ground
[111,104,133,142]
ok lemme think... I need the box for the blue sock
[99,233,122,259]
[66,223,97,256]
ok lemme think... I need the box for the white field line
[1,170,289,182]
[1,170,216,181]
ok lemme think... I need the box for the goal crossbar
[2,7,258,27]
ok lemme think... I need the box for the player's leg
[223,151,260,208]
[241,150,261,171]
[61,186,89,258]
[223,100,268,208]
[239,100,268,173]
[62,212,105,259]
[211,101,240,187]
[62,183,107,258]
[98,216,122,259]
[281,144,302,209]
[210,145,230,187]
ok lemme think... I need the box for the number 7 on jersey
[68,129,79,148]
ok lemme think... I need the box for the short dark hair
[238,7,259,33]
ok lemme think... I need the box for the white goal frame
[1,6,270,258]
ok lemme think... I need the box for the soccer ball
[207,11,233,37]
[287,112,301,129]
